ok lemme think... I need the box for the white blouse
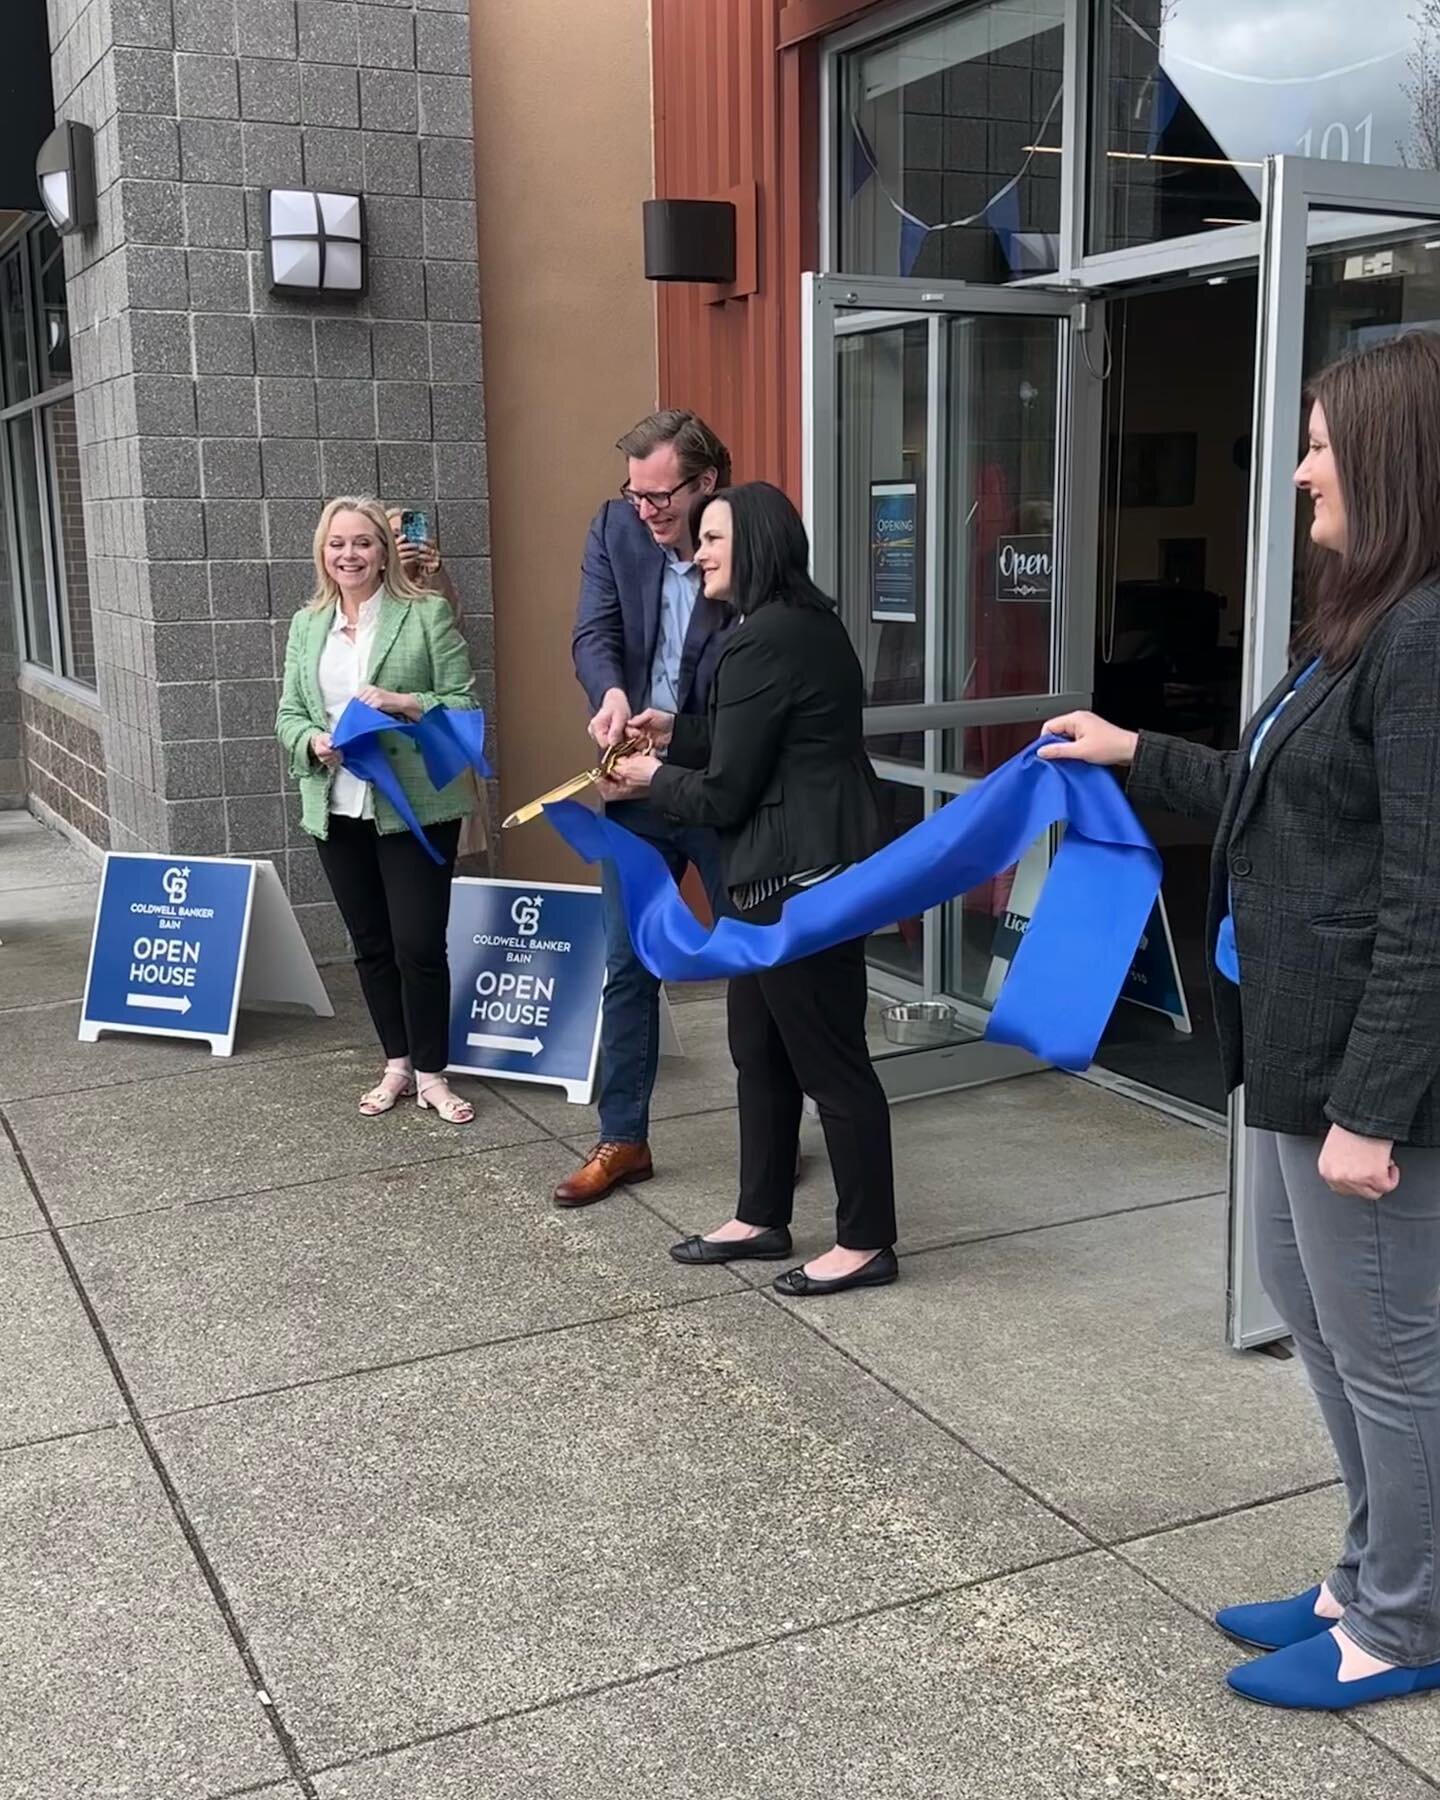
[317,592,382,818]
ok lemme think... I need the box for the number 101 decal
[1296,114,1375,163]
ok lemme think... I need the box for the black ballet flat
[669,1226,794,1265]
[773,1247,899,1297]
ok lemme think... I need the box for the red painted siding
[651,1,845,500]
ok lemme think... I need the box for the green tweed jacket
[276,594,479,840]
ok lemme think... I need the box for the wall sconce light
[36,121,96,237]
[265,189,368,296]
[642,199,737,285]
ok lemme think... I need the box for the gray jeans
[1254,1129,1440,1665]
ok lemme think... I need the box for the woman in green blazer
[276,495,479,1123]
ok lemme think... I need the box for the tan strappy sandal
[416,1077,475,1124]
[359,1067,416,1117]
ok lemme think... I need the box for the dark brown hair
[616,408,732,490]
[688,483,835,617]
[1298,330,1440,666]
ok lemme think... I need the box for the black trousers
[314,815,460,1073]
[728,922,896,1252]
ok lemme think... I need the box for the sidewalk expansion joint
[1106,1540,1440,1794]
[42,1127,560,1234]
[306,1543,1101,1782]
[146,1286,750,1422]
[0,1418,130,1462]
[750,1278,1108,1551]
[1105,1477,1343,1549]
[889,1186,1228,1260]
[0,1106,322,1800]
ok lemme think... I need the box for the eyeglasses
[620,475,700,513]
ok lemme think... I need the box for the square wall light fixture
[265,189,367,296]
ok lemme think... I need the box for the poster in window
[869,482,918,624]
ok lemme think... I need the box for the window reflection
[8,412,52,668]
[1,248,33,408]
[32,227,71,387]
[1091,0,1427,255]
[0,218,90,688]
[839,0,1065,282]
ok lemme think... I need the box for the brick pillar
[49,0,491,956]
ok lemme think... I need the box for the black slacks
[728,924,896,1251]
[314,815,460,1073]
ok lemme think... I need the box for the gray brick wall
[46,0,490,958]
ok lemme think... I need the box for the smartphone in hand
[399,507,432,546]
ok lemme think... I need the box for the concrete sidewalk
[3,808,1438,1799]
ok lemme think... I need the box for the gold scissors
[501,734,652,829]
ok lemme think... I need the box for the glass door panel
[808,271,1101,1094]
[1230,156,1440,1349]
[944,311,1061,704]
[836,317,929,762]
[865,774,926,988]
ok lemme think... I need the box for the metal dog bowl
[881,1000,960,1046]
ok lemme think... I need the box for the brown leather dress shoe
[553,1141,654,1208]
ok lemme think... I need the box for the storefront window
[0,217,93,689]
[838,0,1066,283]
[7,410,52,669]
[1090,0,1430,255]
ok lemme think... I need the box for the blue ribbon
[542,740,1161,1071]
[330,699,491,864]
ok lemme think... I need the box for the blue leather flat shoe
[1214,1585,1332,1651]
[1227,1630,1440,1710]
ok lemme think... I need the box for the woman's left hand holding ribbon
[358,683,422,722]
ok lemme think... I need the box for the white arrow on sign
[127,994,192,1014]
[466,1031,542,1056]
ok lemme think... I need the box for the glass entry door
[1229,156,1440,1347]
[804,274,1103,1096]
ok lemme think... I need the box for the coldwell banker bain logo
[162,865,190,906]
[510,894,544,937]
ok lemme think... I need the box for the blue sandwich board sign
[79,853,334,1057]
[445,878,608,1103]
[80,855,257,1056]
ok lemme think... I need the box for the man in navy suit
[556,409,735,1207]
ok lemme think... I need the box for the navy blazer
[571,499,733,717]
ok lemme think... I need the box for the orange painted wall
[471,0,658,882]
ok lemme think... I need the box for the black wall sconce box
[643,198,736,286]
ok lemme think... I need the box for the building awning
[0,0,54,211]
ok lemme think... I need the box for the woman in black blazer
[604,481,897,1298]
[1043,331,1440,1714]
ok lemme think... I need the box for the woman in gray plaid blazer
[1044,331,1440,1715]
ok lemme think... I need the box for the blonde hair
[307,495,425,610]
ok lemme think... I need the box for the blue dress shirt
[647,550,700,713]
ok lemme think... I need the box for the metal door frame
[803,272,1104,1087]
[1229,155,1440,1348]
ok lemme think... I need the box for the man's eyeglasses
[620,475,700,513]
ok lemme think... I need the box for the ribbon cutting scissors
[501,735,653,830]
